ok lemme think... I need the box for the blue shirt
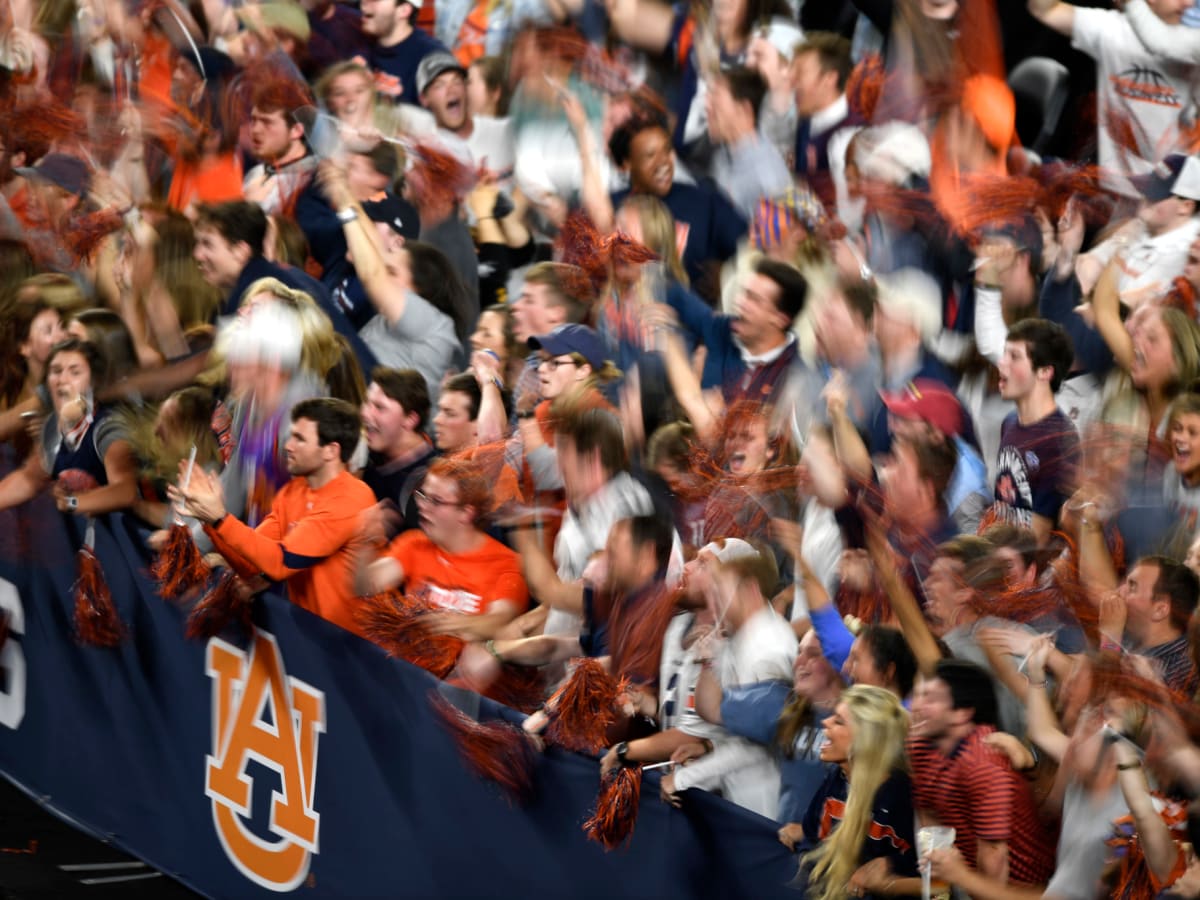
[721,681,829,825]
[367,28,446,105]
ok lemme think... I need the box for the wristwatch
[336,207,358,224]
[614,741,629,764]
[66,495,78,511]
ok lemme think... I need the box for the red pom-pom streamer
[356,591,464,678]
[1165,277,1197,319]
[185,568,253,639]
[151,523,211,600]
[846,54,885,123]
[483,665,547,714]
[555,210,657,294]
[583,766,643,850]
[73,545,124,647]
[542,658,620,754]
[430,693,537,804]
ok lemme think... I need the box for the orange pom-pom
[73,546,124,647]
[430,693,538,804]
[542,658,620,754]
[185,568,254,639]
[583,766,642,850]
[151,523,211,600]
[356,590,464,678]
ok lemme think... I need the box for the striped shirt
[908,726,1056,886]
[1142,635,1199,696]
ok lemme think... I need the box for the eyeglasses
[538,356,578,371]
[414,489,463,508]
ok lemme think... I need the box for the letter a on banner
[205,633,325,891]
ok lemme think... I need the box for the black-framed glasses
[414,489,463,508]
[537,356,578,371]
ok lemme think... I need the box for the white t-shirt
[1084,216,1200,304]
[544,471,655,638]
[671,605,797,819]
[466,115,515,180]
[1072,7,1197,196]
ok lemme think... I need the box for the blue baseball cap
[527,324,608,370]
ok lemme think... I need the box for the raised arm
[650,309,719,443]
[606,0,676,53]
[560,85,615,234]
[825,376,872,483]
[1021,634,1070,763]
[319,161,407,325]
[866,523,942,677]
[1126,0,1200,63]
[510,525,584,613]
[1027,0,1075,36]
[1113,732,1185,885]
[1090,259,1135,373]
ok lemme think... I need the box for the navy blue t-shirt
[800,767,918,888]
[367,29,447,106]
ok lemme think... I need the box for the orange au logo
[205,633,325,891]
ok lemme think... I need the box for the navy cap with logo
[527,324,609,370]
[15,153,91,198]
[361,193,420,241]
[1131,153,1200,203]
[416,51,466,97]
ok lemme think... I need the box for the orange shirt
[385,530,528,615]
[167,152,245,212]
[206,470,377,636]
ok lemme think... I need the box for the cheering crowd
[8,0,1200,894]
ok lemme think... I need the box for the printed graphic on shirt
[1111,67,1182,108]
[992,444,1036,530]
[416,582,484,614]
[819,796,911,850]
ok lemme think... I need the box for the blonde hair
[20,273,86,315]
[619,194,688,287]
[804,686,909,900]
[239,277,341,377]
[314,60,377,110]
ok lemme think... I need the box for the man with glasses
[356,457,527,640]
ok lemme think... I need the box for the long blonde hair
[619,194,689,287]
[804,686,909,900]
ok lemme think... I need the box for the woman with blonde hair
[1091,259,1200,492]
[314,60,406,149]
[795,684,920,898]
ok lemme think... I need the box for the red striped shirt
[908,726,1056,886]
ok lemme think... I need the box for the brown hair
[524,262,592,323]
[371,367,430,425]
[795,32,853,90]
[554,407,627,476]
[427,456,492,525]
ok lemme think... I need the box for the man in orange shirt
[170,397,377,636]
[357,456,528,641]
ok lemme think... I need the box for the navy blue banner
[0,505,800,898]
